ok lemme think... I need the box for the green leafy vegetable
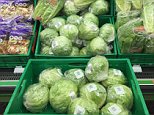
[89,0,109,15]
[80,83,107,108]
[67,15,82,27]
[70,47,80,56]
[80,47,88,55]
[107,84,133,109]
[115,0,131,12]
[68,98,99,115]
[83,13,99,26]
[85,55,109,82]
[23,83,49,113]
[50,79,78,113]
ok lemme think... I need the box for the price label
[14,66,24,74]
[86,64,92,74]
[69,91,76,100]
[133,65,142,73]
[52,41,58,48]
[74,105,85,115]
[87,84,97,92]
[114,86,125,95]
[74,70,84,79]
[108,104,122,115]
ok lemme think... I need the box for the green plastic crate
[35,17,117,59]
[116,38,154,65]
[0,21,37,67]
[4,59,149,115]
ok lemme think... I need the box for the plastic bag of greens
[40,46,53,55]
[40,28,58,46]
[46,17,66,32]
[99,24,115,43]
[131,0,143,10]
[63,0,79,16]
[33,0,65,25]
[115,0,132,12]
[23,83,49,113]
[144,34,154,53]
[107,84,133,109]
[89,0,109,15]
[118,18,146,53]
[85,55,109,82]
[67,15,82,27]
[39,68,63,87]
[60,24,79,41]
[64,69,86,87]
[83,13,99,26]
[101,103,130,115]
[143,2,154,33]
[80,83,107,108]
[50,79,78,113]
[74,0,97,11]
[102,68,127,87]
[116,10,141,29]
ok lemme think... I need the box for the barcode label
[52,41,58,48]
[113,69,122,76]
[74,70,84,79]
[69,91,76,100]
[114,86,125,95]
[108,104,122,114]
[87,84,97,92]
[74,105,85,115]
[86,64,92,74]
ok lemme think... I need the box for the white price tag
[108,104,122,115]
[14,66,24,74]
[55,22,62,28]
[113,69,122,76]
[86,64,92,74]
[74,70,84,79]
[87,84,97,92]
[133,65,142,73]
[114,86,125,95]
[52,41,58,48]
[74,105,85,115]
[69,91,76,100]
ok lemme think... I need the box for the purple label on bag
[14,0,30,6]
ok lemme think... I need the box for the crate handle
[18,80,27,98]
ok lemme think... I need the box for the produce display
[0,0,34,54]
[34,0,114,56]
[23,55,134,114]
[115,0,154,53]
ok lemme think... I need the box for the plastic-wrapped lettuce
[118,18,146,53]
[102,68,127,87]
[79,21,99,40]
[46,17,66,31]
[101,103,130,115]
[40,46,52,55]
[68,98,99,115]
[144,34,154,53]
[60,24,79,41]
[33,0,65,24]
[83,13,99,26]
[99,24,115,43]
[51,36,72,56]
[39,68,63,88]
[74,0,97,11]
[85,55,109,82]
[107,84,133,109]
[143,2,154,33]
[23,83,49,113]
[87,37,109,55]
[80,47,88,55]
[80,83,107,108]
[63,0,79,16]
[115,0,131,12]
[132,0,143,10]
[49,79,78,113]
[89,0,109,15]
[70,47,80,56]
[67,15,82,27]
[40,28,58,46]
[64,69,86,87]
[116,10,141,29]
